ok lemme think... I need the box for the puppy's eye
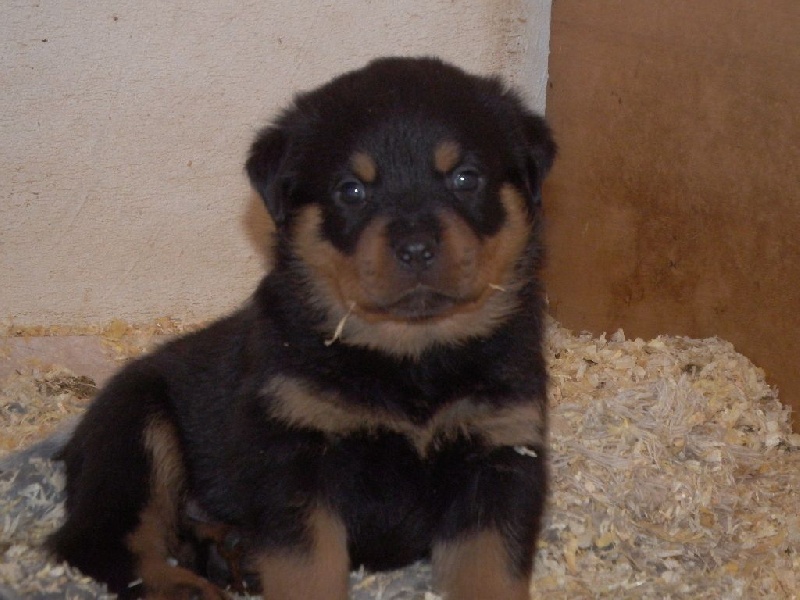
[334,179,367,206]
[449,167,484,192]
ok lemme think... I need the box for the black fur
[48,57,556,598]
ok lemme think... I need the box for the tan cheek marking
[433,530,531,600]
[438,185,532,302]
[294,205,422,326]
[352,216,401,302]
[293,205,397,310]
[477,184,533,288]
[438,209,483,295]
[350,151,378,183]
[127,420,225,597]
[434,140,462,173]
[292,206,360,312]
[254,508,349,600]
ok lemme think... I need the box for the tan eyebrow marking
[434,140,462,173]
[350,151,377,183]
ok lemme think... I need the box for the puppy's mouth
[361,286,470,322]
[388,288,458,320]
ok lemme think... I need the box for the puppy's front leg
[253,507,349,600]
[432,445,547,600]
[433,529,530,600]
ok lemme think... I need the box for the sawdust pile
[0,321,798,599]
[536,323,799,598]
[0,369,95,454]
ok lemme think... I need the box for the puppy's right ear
[245,127,293,227]
[520,114,557,210]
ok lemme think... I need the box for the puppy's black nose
[395,235,437,271]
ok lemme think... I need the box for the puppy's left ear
[245,127,293,227]
[520,114,557,208]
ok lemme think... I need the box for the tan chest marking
[263,375,543,456]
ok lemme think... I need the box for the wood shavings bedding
[0,369,95,455]
[0,320,797,599]
[538,324,799,598]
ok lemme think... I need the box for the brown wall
[544,1,800,426]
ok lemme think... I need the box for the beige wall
[1,0,553,327]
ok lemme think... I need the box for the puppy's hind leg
[126,418,228,600]
[48,368,161,591]
[48,367,226,598]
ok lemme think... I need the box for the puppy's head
[247,57,556,357]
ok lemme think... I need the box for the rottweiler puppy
[48,56,556,600]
